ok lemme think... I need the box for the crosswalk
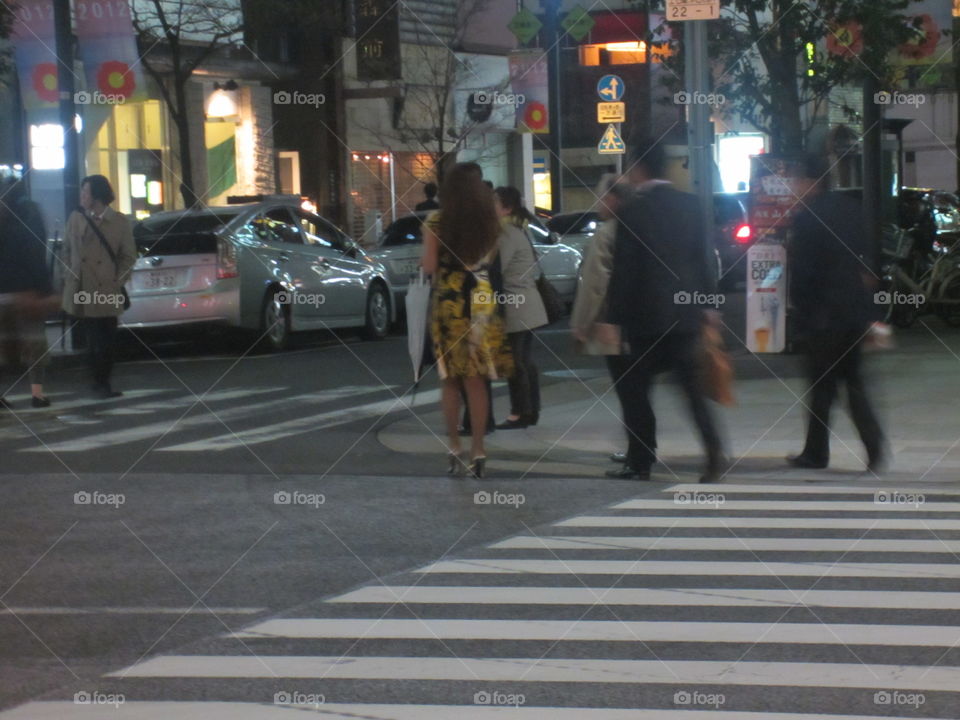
[0,384,433,453]
[4,482,959,718]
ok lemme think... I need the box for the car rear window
[714,196,747,225]
[380,216,425,247]
[547,213,599,235]
[135,213,237,255]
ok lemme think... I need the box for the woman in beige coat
[569,179,639,470]
[493,186,548,429]
[62,175,136,398]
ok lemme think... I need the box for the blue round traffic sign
[597,74,625,102]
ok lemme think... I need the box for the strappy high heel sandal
[469,456,486,479]
[447,451,468,477]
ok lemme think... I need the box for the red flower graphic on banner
[826,21,863,58]
[32,62,59,103]
[523,101,548,132]
[899,14,939,61]
[97,60,135,98]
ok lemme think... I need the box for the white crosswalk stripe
[3,482,960,718]
[4,385,405,452]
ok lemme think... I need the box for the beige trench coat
[61,208,136,318]
[569,219,622,355]
[498,222,548,334]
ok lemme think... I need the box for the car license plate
[392,259,420,276]
[143,270,179,289]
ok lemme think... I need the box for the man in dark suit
[415,182,440,212]
[788,156,887,472]
[605,139,724,483]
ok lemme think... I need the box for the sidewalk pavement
[44,320,84,370]
[379,326,960,484]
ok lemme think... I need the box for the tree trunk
[769,1,804,155]
[173,77,199,207]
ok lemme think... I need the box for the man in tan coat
[570,178,637,471]
[62,175,136,398]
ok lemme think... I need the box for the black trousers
[507,330,540,419]
[606,353,640,451]
[80,317,118,388]
[801,329,884,464]
[620,332,722,471]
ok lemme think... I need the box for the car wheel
[362,283,390,340]
[261,289,291,351]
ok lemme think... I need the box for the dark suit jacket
[0,197,51,295]
[607,183,716,340]
[415,199,440,212]
[790,192,876,334]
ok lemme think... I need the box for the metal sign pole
[616,123,623,175]
[542,0,564,213]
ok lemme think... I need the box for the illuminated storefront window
[84,99,167,218]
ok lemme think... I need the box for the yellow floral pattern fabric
[426,213,512,380]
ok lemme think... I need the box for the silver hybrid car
[371,211,582,313]
[123,196,395,350]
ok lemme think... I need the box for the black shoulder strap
[81,211,120,272]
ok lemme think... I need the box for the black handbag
[526,234,564,324]
[81,210,130,311]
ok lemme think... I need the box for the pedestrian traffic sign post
[665,0,720,21]
[596,74,624,102]
[596,77,625,166]
[598,124,625,155]
[597,101,625,123]
[508,7,542,45]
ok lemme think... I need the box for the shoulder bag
[524,231,564,324]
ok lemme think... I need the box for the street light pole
[54,0,80,222]
[685,20,713,266]
[542,0,563,212]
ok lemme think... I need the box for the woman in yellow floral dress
[421,163,511,478]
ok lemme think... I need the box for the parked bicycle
[880,222,960,327]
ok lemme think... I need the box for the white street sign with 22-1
[666,0,720,21]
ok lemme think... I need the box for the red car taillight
[217,236,238,279]
[734,224,753,244]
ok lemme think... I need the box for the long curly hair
[436,163,499,268]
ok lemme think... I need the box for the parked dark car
[897,188,960,253]
[714,192,754,288]
[548,196,751,289]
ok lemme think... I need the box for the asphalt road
[0,308,670,712]
[3,291,959,718]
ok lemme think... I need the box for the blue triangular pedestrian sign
[598,123,625,154]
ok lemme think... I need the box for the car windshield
[380,216,425,247]
[135,212,238,255]
[547,212,599,236]
[932,193,960,236]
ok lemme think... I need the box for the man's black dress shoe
[605,466,651,481]
[92,385,123,400]
[786,454,828,469]
[459,425,494,436]
[496,417,529,430]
